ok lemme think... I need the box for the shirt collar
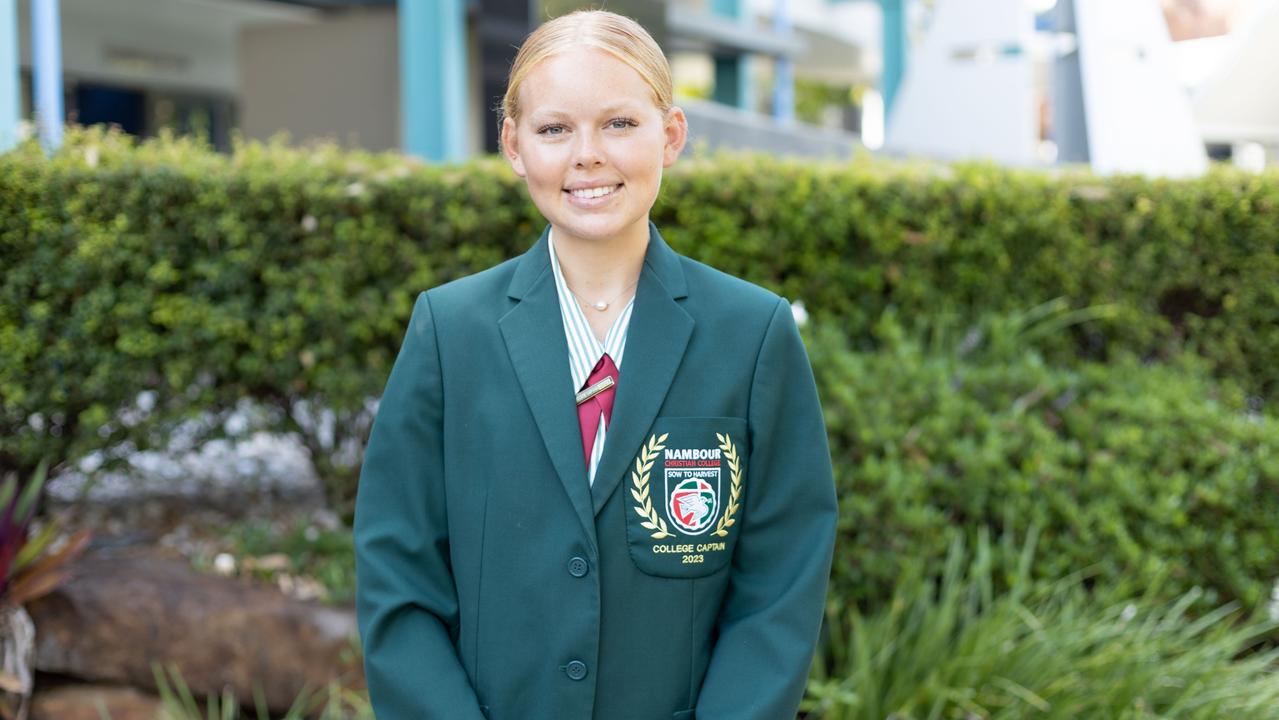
[548,229,635,391]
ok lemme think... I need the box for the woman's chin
[549,216,647,246]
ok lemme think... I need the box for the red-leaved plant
[0,461,92,606]
[0,462,93,719]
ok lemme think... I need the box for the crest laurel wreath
[712,433,743,538]
[630,433,673,539]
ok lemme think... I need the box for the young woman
[354,11,836,720]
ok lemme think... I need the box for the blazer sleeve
[695,297,838,720]
[354,292,487,720]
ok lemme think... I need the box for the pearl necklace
[570,279,638,312]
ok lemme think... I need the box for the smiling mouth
[566,184,622,200]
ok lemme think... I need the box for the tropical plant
[804,530,1279,719]
[0,462,93,605]
[0,461,93,720]
[151,662,373,720]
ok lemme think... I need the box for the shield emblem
[664,467,720,535]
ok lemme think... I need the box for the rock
[26,547,363,714]
[30,683,161,720]
[47,430,323,513]
[0,604,35,720]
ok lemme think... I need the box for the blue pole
[710,0,752,111]
[0,0,19,152]
[880,0,906,120]
[771,0,794,122]
[399,0,469,162]
[32,0,64,153]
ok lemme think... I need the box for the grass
[145,663,372,720]
[804,530,1279,720]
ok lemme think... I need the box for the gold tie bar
[575,375,615,405]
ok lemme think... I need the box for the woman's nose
[573,131,605,168]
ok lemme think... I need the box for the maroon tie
[578,353,618,470]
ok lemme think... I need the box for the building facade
[2,0,873,159]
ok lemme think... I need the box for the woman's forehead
[517,48,659,115]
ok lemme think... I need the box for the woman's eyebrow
[597,101,646,115]
[527,102,645,123]
[526,108,570,122]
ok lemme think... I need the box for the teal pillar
[771,0,793,122]
[399,0,469,162]
[0,0,18,152]
[713,56,750,109]
[880,0,906,120]
[32,0,63,153]
[710,0,753,111]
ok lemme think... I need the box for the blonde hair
[501,10,674,125]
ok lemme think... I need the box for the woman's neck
[553,225,648,302]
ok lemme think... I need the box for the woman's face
[502,47,686,249]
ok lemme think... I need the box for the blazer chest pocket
[624,416,748,578]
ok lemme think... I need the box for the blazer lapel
[591,225,693,516]
[498,229,598,548]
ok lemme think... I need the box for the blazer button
[567,556,589,578]
[564,660,588,681]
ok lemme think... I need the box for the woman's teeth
[570,185,619,199]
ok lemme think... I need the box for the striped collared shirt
[549,230,637,486]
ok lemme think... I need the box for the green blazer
[354,224,837,720]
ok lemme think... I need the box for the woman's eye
[608,118,636,130]
[537,125,566,136]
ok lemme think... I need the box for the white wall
[1191,0,1279,146]
[1074,0,1207,176]
[17,0,313,94]
[239,8,399,151]
[884,0,1040,165]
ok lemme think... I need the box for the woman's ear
[501,117,527,177]
[662,106,688,167]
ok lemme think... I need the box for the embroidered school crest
[667,474,718,534]
[626,422,747,577]
[630,431,743,541]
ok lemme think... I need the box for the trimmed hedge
[2,128,1277,512]
[808,310,1279,610]
[3,128,1277,611]
[1,131,542,503]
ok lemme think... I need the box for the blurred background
[3,0,1278,170]
[2,1,1279,720]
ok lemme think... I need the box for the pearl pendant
[592,301,608,311]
